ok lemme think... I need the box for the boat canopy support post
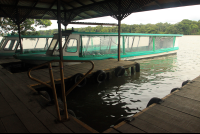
[118,19,121,61]
[16,9,23,54]
[17,23,23,54]
[57,0,69,121]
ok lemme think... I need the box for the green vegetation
[0,18,52,36]
[38,19,200,35]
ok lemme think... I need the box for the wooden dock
[2,58,200,133]
[104,75,200,133]
[0,58,137,133]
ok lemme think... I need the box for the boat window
[49,39,57,50]
[49,36,66,51]
[35,38,51,50]
[125,36,152,52]
[65,39,77,53]
[12,41,18,50]
[23,38,38,49]
[4,40,17,50]
[55,37,66,50]
[0,38,5,48]
[4,40,11,49]
[155,37,174,50]
[81,36,122,57]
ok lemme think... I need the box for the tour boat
[0,34,53,58]
[14,31,183,65]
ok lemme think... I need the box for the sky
[36,4,200,31]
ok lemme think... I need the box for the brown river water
[48,35,200,132]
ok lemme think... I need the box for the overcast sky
[36,4,200,31]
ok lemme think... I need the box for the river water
[65,35,200,132]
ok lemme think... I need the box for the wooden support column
[16,9,23,54]
[57,0,63,61]
[57,0,69,121]
[118,19,121,61]
[17,23,23,54]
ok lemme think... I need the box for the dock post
[135,63,140,72]
[131,66,134,75]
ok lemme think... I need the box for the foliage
[0,18,52,36]
[37,19,200,35]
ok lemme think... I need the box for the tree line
[38,19,200,35]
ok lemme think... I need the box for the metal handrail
[27,60,94,122]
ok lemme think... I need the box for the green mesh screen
[80,35,175,58]
[154,37,174,50]
[81,36,123,57]
[22,37,52,54]
[124,36,153,52]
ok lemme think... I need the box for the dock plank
[0,76,51,133]
[136,111,190,133]
[0,94,15,118]
[161,94,200,118]
[14,72,38,85]
[149,105,200,133]
[0,119,6,133]
[175,83,200,101]
[45,105,99,133]
[1,114,29,133]
[0,75,71,133]
[128,117,169,133]
[103,128,119,133]
[115,122,145,133]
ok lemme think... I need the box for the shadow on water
[33,55,180,132]
[65,72,141,132]
[33,70,142,132]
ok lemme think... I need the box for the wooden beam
[41,0,57,19]
[68,21,118,26]
[19,0,39,23]
[11,0,20,16]
[61,0,94,19]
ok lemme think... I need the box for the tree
[0,18,52,36]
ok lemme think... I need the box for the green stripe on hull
[16,47,178,61]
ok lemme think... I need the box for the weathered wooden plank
[31,72,50,83]
[0,119,6,133]
[115,122,145,133]
[137,111,190,133]
[103,128,119,133]
[175,85,200,101]
[0,68,11,75]
[1,114,29,133]
[0,77,51,133]
[0,75,72,133]
[45,105,98,133]
[14,72,38,85]
[149,105,200,133]
[0,67,6,76]
[161,94,200,118]
[129,117,169,133]
[0,94,15,118]
[142,104,200,133]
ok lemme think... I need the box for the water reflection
[66,56,177,132]
[66,36,200,132]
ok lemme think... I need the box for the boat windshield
[34,38,52,49]
[4,40,18,50]
[49,36,67,51]
[0,37,5,49]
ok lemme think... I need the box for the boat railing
[27,60,94,122]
